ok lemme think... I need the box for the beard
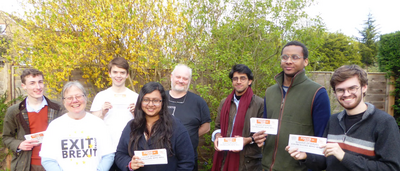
[171,82,189,92]
[337,91,363,110]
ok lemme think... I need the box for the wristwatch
[250,136,255,144]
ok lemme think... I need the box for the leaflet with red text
[134,149,168,165]
[288,134,327,155]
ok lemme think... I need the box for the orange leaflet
[298,137,318,143]
[142,150,158,156]
[223,138,236,142]
[256,119,270,124]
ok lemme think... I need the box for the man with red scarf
[211,64,264,171]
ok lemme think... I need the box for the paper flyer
[288,134,327,155]
[218,137,243,151]
[250,118,278,135]
[24,131,45,145]
[134,149,168,165]
[112,93,129,105]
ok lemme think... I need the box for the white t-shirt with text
[40,113,114,171]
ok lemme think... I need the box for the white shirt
[90,87,138,150]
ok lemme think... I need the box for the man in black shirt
[167,64,211,171]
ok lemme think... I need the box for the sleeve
[302,153,327,171]
[211,129,221,142]
[257,97,264,118]
[2,107,23,152]
[312,88,331,137]
[340,116,400,171]
[114,122,133,171]
[90,93,103,112]
[214,99,224,131]
[175,124,195,170]
[263,96,267,118]
[41,157,63,171]
[199,97,211,124]
[39,121,59,159]
[97,153,115,171]
[98,121,115,155]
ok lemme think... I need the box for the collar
[337,102,375,121]
[274,69,308,88]
[26,96,48,113]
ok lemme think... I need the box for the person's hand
[102,102,112,116]
[322,143,345,161]
[230,135,252,153]
[130,156,144,170]
[253,130,268,147]
[128,103,135,114]
[214,133,222,151]
[285,146,307,160]
[18,139,39,151]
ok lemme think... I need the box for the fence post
[388,76,395,116]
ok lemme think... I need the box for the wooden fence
[308,71,395,116]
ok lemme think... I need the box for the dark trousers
[109,162,121,171]
[30,165,45,171]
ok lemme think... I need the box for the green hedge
[378,31,400,127]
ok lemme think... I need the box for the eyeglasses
[143,99,162,106]
[280,54,303,62]
[64,94,85,102]
[232,76,248,82]
[335,86,360,96]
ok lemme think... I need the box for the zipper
[270,70,302,171]
[341,118,363,143]
[270,84,289,171]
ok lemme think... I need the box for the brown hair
[330,65,368,96]
[108,57,130,73]
[20,68,44,84]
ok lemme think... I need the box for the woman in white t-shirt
[115,82,194,171]
[40,81,115,171]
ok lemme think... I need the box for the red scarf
[211,87,253,171]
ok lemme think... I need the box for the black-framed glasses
[335,86,360,96]
[280,54,303,62]
[232,76,248,82]
[143,99,162,106]
[64,94,85,102]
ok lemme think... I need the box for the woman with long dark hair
[115,82,194,171]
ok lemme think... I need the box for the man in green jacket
[253,41,331,171]
[2,69,63,171]
[212,64,263,171]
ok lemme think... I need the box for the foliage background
[378,31,400,128]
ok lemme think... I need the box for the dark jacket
[304,103,400,171]
[115,116,194,171]
[263,70,325,171]
[214,94,264,171]
[2,96,63,171]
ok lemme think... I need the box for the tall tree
[358,13,379,68]
[310,32,362,71]
[6,0,186,95]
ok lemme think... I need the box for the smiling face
[280,45,308,77]
[334,76,367,111]
[141,90,162,119]
[170,67,191,92]
[109,65,129,87]
[232,72,252,96]
[22,75,44,101]
[63,85,87,118]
